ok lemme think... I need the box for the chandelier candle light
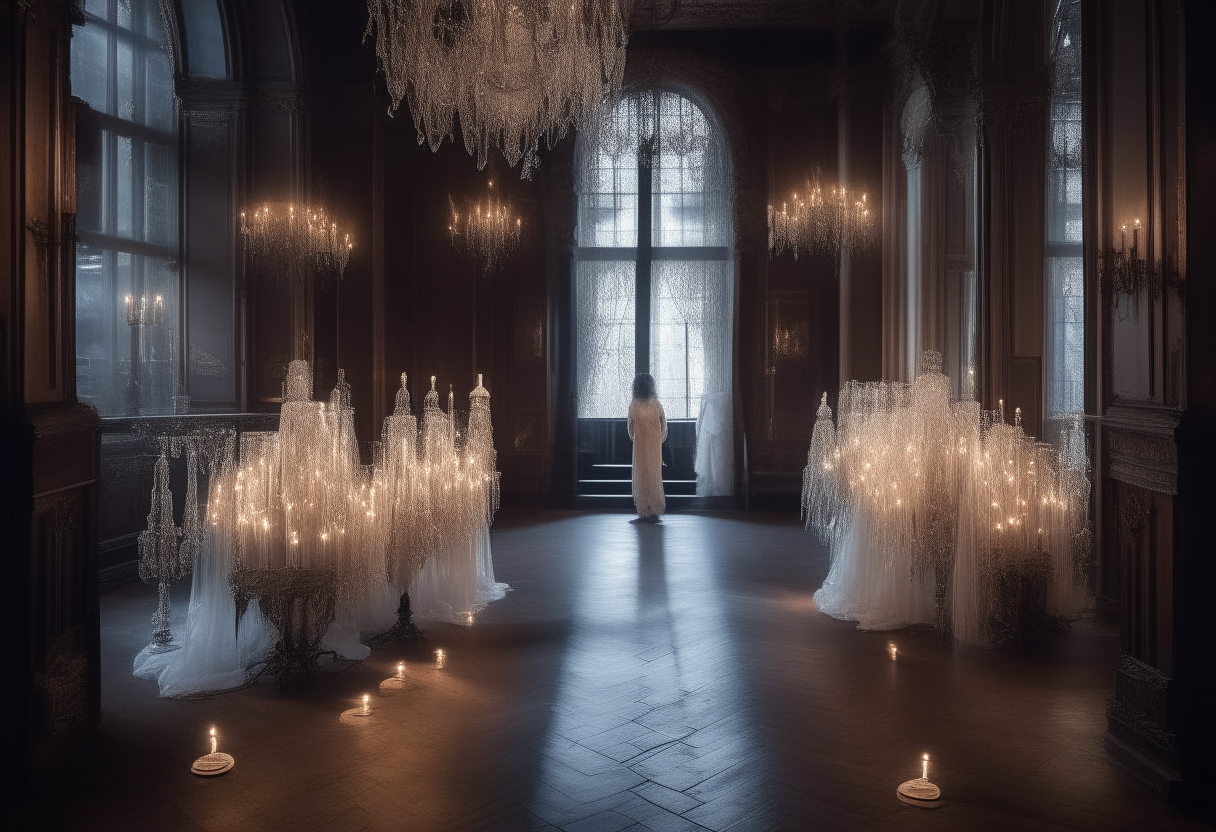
[365,0,635,178]
[768,173,876,258]
[449,180,522,276]
[240,203,353,283]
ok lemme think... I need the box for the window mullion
[635,148,652,377]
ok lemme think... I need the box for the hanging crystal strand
[240,203,352,284]
[137,440,183,650]
[802,393,840,544]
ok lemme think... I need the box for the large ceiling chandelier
[449,179,522,275]
[768,173,876,259]
[365,0,635,178]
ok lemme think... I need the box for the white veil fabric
[134,437,275,697]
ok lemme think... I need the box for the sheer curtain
[575,89,735,495]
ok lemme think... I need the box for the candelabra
[449,180,522,276]
[239,202,353,283]
[133,432,222,660]
[365,0,634,178]
[768,173,877,259]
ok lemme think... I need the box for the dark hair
[632,373,656,400]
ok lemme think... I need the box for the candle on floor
[397,662,405,679]
[210,727,217,755]
[888,643,898,660]
[362,694,370,715]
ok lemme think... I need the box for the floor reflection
[530,515,774,831]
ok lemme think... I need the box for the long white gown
[628,397,667,518]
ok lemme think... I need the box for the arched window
[72,0,230,416]
[575,89,734,496]
[1045,0,1084,418]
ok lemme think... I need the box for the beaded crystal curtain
[1045,0,1084,421]
[575,89,734,493]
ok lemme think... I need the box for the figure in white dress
[627,373,667,519]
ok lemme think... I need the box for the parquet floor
[22,509,1208,831]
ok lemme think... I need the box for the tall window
[1046,0,1084,417]
[575,89,734,494]
[901,84,929,382]
[73,0,179,416]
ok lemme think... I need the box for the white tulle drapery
[803,351,1090,645]
[133,362,504,696]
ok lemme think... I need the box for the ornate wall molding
[1103,405,1180,495]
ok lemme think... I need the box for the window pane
[650,260,732,420]
[115,134,134,238]
[70,23,109,111]
[576,260,635,418]
[143,47,175,133]
[143,141,177,246]
[181,0,228,79]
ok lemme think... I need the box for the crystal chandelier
[449,179,522,275]
[365,0,635,178]
[239,203,353,282]
[803,351,1091,647]
[768,173,876,259]
[131,361,504,693]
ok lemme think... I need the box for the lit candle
[922,753,930,781]
[210,727,217,755]
[397,662,405,680]
[435,648,446,668]
[362,694,370,715]
[888,643,897,660]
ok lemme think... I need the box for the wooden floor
[27,509,1208,831]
